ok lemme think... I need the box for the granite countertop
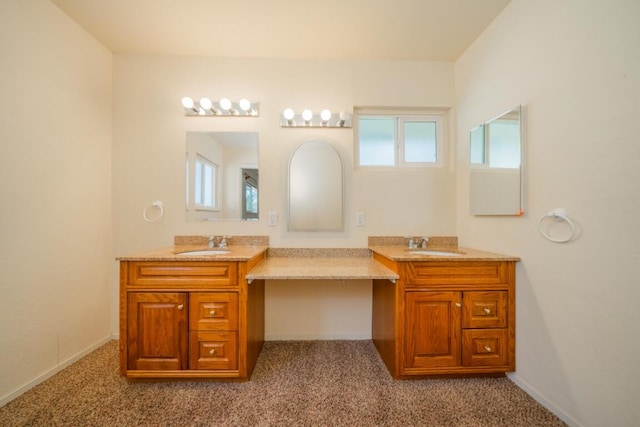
[116,245,269,262]
[116,235,518,282]
[245,255,399,281]
[369,245,520,262]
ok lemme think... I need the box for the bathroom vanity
[118,236,518,380]
[118,239,268,380]
[369,244,518,378]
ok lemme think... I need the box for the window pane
[470,125,485,164]
[404,121,436,163]
[203,164,213,207]
[488,121,520,168]
[245,185,258,214]
[195,162,203,204]
[359,118,395,166]
[194,155,217,209]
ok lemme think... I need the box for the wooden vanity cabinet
[372,255,515,378]
[119,256,265,380]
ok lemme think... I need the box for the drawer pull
[484,346,492,352]
[455,303,461,308]
[209,349,216,355]
[483,308,491,314]
[177,304,184,310]
[209,309,216,316]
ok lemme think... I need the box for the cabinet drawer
[189,332,238,370]
[403,261,509,288]
[462,329,508,367]
[190,293,238,331]
[128,261,237,287]
[462,291,507,328]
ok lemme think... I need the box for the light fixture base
[181,97,260,117]
[280,110,352,128]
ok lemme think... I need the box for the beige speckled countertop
[369,246,520,262]
[116,236,518,283]
[116,245,269,261]
[244,245,518,282]
[245,255,399,281]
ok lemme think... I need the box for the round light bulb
[339,110,350,121]
[199,97,212,110]
[181,96,194,109]
[219,98,232,111]
[239,98,251,112]
[320,109,332,121]
[283,108,295,120]
[302,109,313,121]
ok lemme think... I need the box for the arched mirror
[288,140,343,231]
[469,106,523,215]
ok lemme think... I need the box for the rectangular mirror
[469,106,523,215]
[186,132,259,221]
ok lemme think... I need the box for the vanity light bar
[181,97,259,117]
[280,108,352,128]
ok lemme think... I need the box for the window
[470,117,521,168]
[356,111,445,167]
[242,168,258,220]
[186,154,218,211]
[486,119,520,168]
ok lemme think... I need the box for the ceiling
[50,0,510,61]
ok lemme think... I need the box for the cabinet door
[404,291,461,369]
[127,292,188,370]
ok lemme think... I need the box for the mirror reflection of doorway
[242,168,258,220]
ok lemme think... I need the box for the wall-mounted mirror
[186,131,259,221]
[288,140,343,231]
[469,105,523,215]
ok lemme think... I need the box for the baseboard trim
[265,333,371,341]
[508,373,581,427]
[0,335,116,407]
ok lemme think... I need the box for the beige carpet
[0,340,565,426]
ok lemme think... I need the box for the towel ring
[143,200,164,223]
[538,208,576,243]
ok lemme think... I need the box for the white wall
[112,56,456,338]
[11,2,636,423]
[454,1,640,426]
[0,0,113,404]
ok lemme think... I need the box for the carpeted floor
[0,340,565,426]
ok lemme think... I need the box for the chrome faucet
[407,236,429,248]
[208,236,216,248]
[218,236,230,248]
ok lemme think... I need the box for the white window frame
[186,153,219,213]
[355,108,447,169]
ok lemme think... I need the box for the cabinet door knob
[209,349,216,355]
[484,345,492,352]
[455,303,461,308]
[177,304,184,310]
[483,308,491,314]
[209,309,216,316]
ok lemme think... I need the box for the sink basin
[177,250,230,256]
[407,250,461,257]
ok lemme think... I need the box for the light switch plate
[268,211,278,226]
[356,211,365,226]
